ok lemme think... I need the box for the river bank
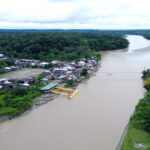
[34,61,101,106]
[116,123,129,150]
[121,69,150,150]
[121,122,150,150]
[115,36,150,150]
[0,60,101,122]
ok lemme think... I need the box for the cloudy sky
[0,0,150,29]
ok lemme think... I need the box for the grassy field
[121,122,150,150]
[0,68,46,79]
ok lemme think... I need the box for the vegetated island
[0,32,129,121]
[121,69,150,150]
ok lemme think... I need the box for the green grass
[121,122,150,150]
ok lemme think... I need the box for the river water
[0,35,150,150]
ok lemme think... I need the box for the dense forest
[0,32,129,61]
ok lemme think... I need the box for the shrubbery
[81,68,88,76]
[131,92,150,132]
[144,77,150,90]
[64,79,76,88]
[12,88,28,96]
[131,71,150,132]
[0,83,42,117]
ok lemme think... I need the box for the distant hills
[0,29,150,34]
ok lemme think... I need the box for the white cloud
[0,0,150,29]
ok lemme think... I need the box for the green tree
[81,68,88,76]
[48,62,53,68]
[144,77,150,90]
[64,79,76,87]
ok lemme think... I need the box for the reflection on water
[0,35,150,150]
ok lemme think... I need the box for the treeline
[130,70,150,132]
[0,59,14,69]
[120,30,150,40]
[0,32,129,61]
[104,30,150,40]
[143,34,150,40]
[121,70,150,150]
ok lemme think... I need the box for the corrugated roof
[41,83,58,91]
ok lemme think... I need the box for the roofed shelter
[40,83,58,92]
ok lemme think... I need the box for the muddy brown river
[0,35,150,150]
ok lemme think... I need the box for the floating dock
[51,86,79,99]
[68,89,79,99]
[41,83,79,99]
[40,83,58,92]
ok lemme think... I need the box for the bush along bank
[0,81,43,120]
[121,69,150,150]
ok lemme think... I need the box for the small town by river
[0,35,150,150]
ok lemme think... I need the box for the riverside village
[0,53,99,99]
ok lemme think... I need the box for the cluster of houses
[0,77,35,90]
[0,56,98,90]
[40,56,98,84]
[12,58,49,68]
[0,53,49,73]
[0,54,6,59]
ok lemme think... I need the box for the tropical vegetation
[0,82,42,118]
[0,59,14,69]
[0,32,129,61]
[81,68,88,76]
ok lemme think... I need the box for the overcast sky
[0,0,150,29]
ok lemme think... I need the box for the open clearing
[0,68,46,79]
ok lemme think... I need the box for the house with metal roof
[40,83,58,92]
